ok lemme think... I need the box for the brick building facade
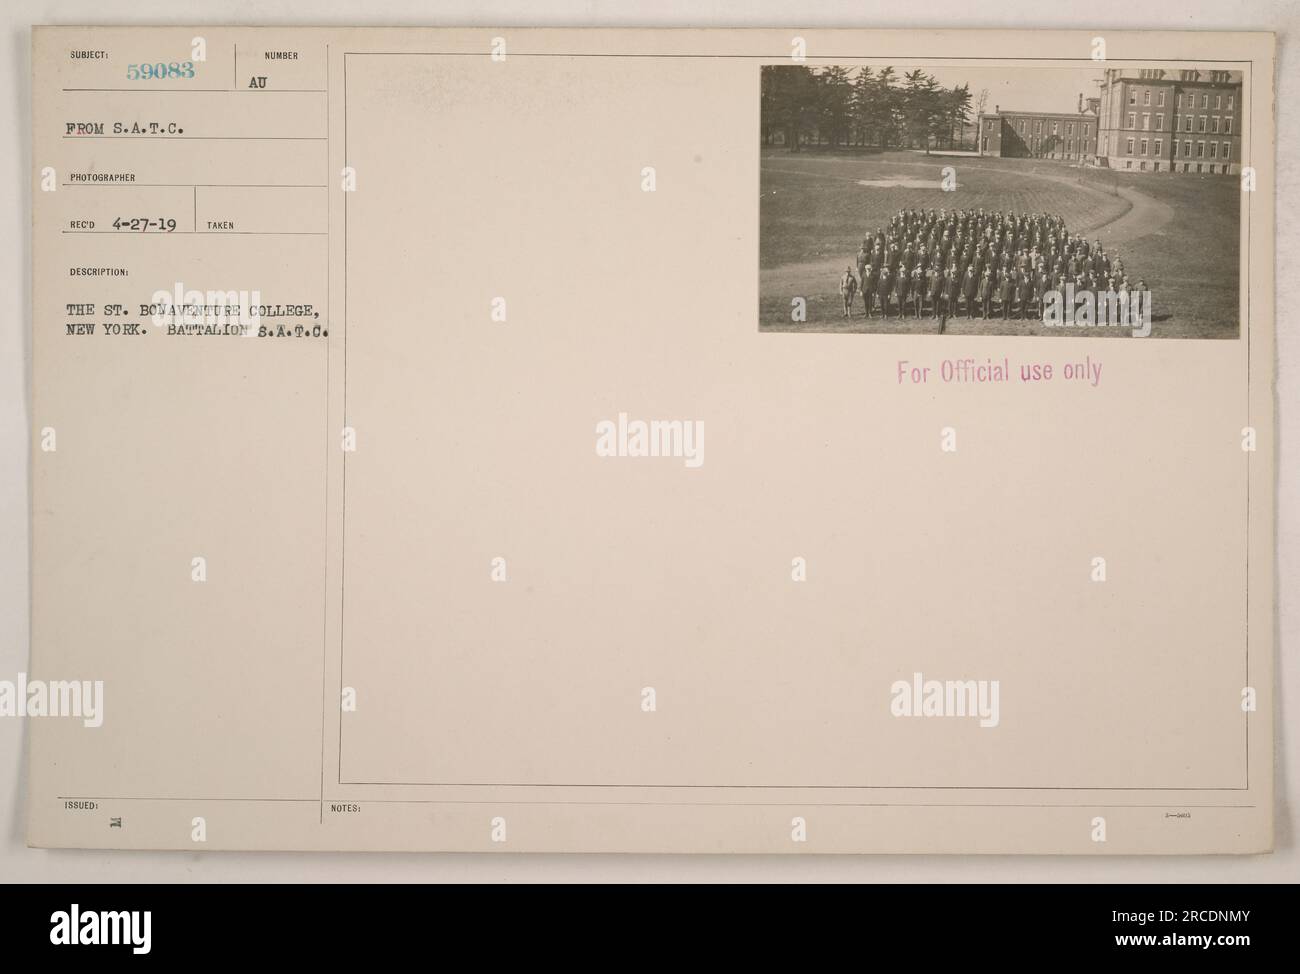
[978,99,1099,163]
[978,67,1242,175]
[1096,67,1241,174]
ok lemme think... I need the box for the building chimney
[1078,93,1083,113]
[994,104,999,113]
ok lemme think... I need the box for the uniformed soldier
[840,266,858,318]
[862,262,878,318]
[941,262,960,333]
[1014,270,1032,320]
[962,264,978,319]
[892,262,909,322]
[1034,267,1051,322]
[877,265,893,319]
[978,266,993,319]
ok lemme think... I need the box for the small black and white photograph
[760,63,1245,338]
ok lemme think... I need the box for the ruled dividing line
[60,88,326,93]
[54,796,1260,810]
[60,230,327,236]
[61,183,328,188]
[62,136,326,141]
[59,797,319,803]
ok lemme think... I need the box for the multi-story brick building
[978,96,1099,163]
[978,68,1242,175]
[1096,67,1242,174]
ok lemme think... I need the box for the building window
[1198,116,1207,132]
[1142,113,1150,130]
[1127,112,1136,128]
[1184,140,1192,156]
[1228,94,1235,109]
[1225,118,1232,134]
[1084,124,1091,137]
[1102,135,1108,154]
[1034,121,1041,134]
[1155,113,1164,129]
[1157,90,1166,107]
[1155,139,1162,156]
[1185,115,1193,132]
[1212,117,1220,133]
[1201,93,1208,108]
[1126,137,1135,154]
[1209,142,1217,158]
[1067,139,1073,152]
[1140,138,1148,155]
[1052,121,1058,135]
[1129,89,1136,105]
[1222,142,1231,161]
[1215,94,1222,109]
[1067,123,1073,136]
[1143,90,1151,105]
[1196,141,1205,158]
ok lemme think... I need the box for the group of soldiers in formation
[837,208,1144,329]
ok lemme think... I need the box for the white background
[2,0,1296,882]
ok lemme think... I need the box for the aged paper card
[27,27,1274,852]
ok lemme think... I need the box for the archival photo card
[26,28,1274,854]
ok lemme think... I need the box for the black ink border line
[335,51,1258,794]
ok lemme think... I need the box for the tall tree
[817,66,854,148]
[948,83,973,149]
[848,66,872,145]
[873,66,898,147]
[901,70,945,152]
[760,65,818,151]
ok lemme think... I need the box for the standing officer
[877,265,893,319]
[941,261,960,334]
[926,264,943,320]
[893,262,909,322]
[840,266,858,318]
[862,261,878,318]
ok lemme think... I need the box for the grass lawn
[758,149,1240,339]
